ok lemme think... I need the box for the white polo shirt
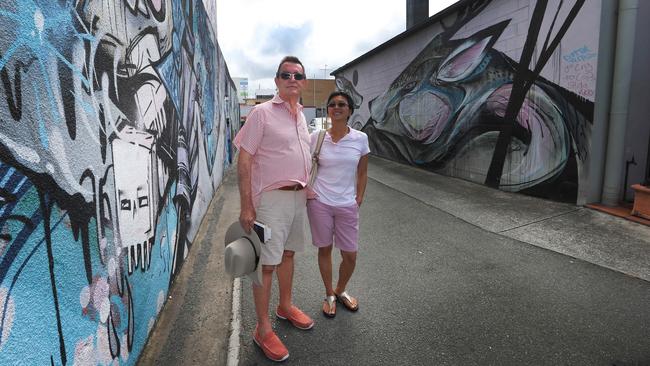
[310,128,370,207]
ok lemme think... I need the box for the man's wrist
[241,200,254,211]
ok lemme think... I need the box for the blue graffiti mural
[0,0,237,364]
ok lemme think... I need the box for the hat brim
[225,222,263,286]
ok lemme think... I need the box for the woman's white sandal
[335,291,359,312]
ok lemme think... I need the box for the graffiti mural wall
[0,0,238,364]
[335,0,600,203]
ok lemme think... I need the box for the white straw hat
[224,222,263,285]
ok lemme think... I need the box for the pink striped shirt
[233,94,311,207]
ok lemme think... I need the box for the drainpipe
[584,0,619,205]
[406,0,429,29]
[601,0,639,206]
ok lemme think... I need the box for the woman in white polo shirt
[307,91,370,318]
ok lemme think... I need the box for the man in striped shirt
[233,56,314,362]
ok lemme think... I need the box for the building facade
[333,0,650,206]
[303,79,337,119]
[232,77,250,103]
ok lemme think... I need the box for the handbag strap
[312,130,326,159]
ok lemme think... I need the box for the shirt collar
[272,94,303,111]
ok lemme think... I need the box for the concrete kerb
[226,278,242,366]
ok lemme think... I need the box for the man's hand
[239,204,256,234]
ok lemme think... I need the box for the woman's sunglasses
[278,72,305,80]
[327,102,349,108]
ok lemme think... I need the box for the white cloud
[217,0,459,91]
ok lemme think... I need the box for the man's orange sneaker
[253,327,289,362]
[275,305,315,330]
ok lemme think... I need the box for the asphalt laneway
[237,175,650,365]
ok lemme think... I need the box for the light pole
[313,73,316,117]
[319,65,330,120]
[320,64,329,80]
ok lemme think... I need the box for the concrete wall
[203,0,218,37]
[335,0,600,203]
[623,0,650,200]
[0,0,238,364]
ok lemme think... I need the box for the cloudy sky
[216,0,459,92]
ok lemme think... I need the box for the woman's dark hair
[327,91,354,114]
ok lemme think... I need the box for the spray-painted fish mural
[339,0,593,202]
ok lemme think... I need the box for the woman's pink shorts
[306,199,359,252]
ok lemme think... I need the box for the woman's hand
[355,154,368,208]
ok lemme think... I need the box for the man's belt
[277,184,304,191]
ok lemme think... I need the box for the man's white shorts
[255,189,311,265]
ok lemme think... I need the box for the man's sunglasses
[278,72,305,80]
[327,102,349,108]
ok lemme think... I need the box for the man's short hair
[276,56,306,78]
